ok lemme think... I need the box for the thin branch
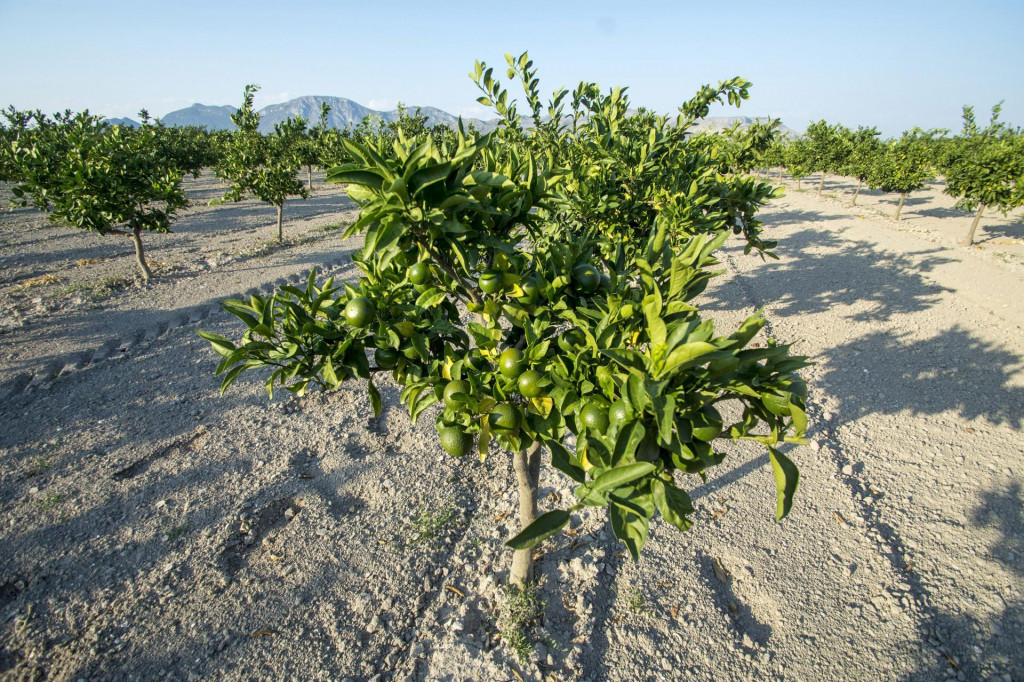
[422,241,481,306]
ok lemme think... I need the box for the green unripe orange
[409,261,431,285]
[498,348,524,379]
[344,297,375,328]
[517,370,544,398]
[518,276,539,304]
[437,425,473,457]
[443,380,471,405]
[572,264,601,295]
[488,404,522,434]
[478,269,504,295]
[580,404,609,433]
[609,400,632,425]
[374,347,400,369]
[761,392,792,416]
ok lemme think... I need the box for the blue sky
[1,0,1021,136]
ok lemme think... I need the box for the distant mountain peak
[155,95,784,136]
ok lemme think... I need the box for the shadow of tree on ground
[707,228,955,322]
[909,482,1024,680]
[820,326,1024,428]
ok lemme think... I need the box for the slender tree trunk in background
[851,179,863,205]
[797,178,801,190]
[894,192,907,221]
[276,203,284,242]
[510,441,542,589]
[818,172,826,195]
[130,226,153,282]
[307,165,313,193]
[962,203,986,246]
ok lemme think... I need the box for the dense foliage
[866,130,936,220]
[4,109,188,281]
[215,84,310,241]
[804,120,852,195]
[841,126,883,205]
[201,54,806,587]
[942,103,1024,245]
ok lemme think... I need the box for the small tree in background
[805,120,852,196]
[942,103,1024,245]
[216,84,309,242]
[783,137,814,190]
[760,138,787,180]
[7,110,187,282]
[299,102,331,193]
[841,126,882,206]
[868,130,935,220]
[145,113,223,179]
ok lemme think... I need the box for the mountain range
[104,95,794,136]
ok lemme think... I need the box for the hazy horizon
[1,0,1022,137]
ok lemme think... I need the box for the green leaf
[609,501,649,560]
[505,509,570,550]
[768,447,799,521]
[197,330,236,358]
[600,349,646,372]
[408,162,451,196]
[612,422,646,465]
[728,312,766,348]
[549,441,586,483]
[592,462,656,494]
[662,342,718,374]
[789,402,808,436]
[651,479,694,532]
[367,379,382,417]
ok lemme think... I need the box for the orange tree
[6,109,187,282]
[782,137,814,190]
[941,103,1024,245]
[841,126,882,206]
[216,84,309,242]
[804,120,852,196]
[200,56,808,589]
[867,130,936,220]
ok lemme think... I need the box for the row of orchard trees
[0,93,474,281]
[200,53,807,591]
[761,106,1024,245]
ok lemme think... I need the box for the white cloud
[452,104,490,120]
[367,97,398,111]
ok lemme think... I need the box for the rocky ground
[0,170,1021,681]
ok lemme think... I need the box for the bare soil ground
[0,170,1021,681]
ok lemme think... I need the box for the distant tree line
[760,107,1024,244]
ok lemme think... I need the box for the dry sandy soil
[0,170,1021,681]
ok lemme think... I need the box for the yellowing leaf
[528,397,554,417]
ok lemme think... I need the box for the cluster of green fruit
[435,346,535,456]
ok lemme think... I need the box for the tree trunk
[962,203,985,246]
[894,192,907,221]
[852,179,862,206]
[276,203,284,242]
[818,172,826,196]
[130,226,153,282]
[307,165,313,193]
[510,441,542,589]
[797,178,801,190]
